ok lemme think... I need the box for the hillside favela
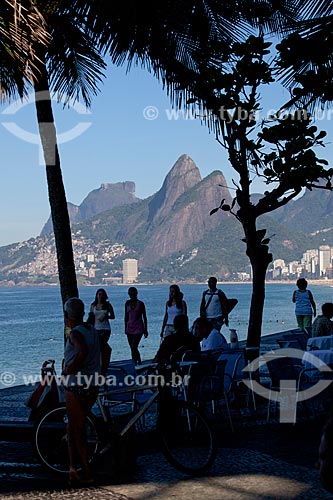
[1,154,333,286]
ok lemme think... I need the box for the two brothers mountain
[0,154,333,284]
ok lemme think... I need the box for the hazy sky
[1,62,332,247]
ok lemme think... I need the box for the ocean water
[0,283,332,388]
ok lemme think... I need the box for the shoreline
[1,279,333,287]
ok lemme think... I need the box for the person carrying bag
[200,276,238,331]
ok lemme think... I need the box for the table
[307,335,333,351]
[302,349,333,369]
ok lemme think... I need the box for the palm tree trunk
[34,60,78,308]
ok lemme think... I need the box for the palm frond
[71,0,302,117]
[277,11,333,111]
[0,0,49,100]
[45,7,106,107]
[296,0,333,19]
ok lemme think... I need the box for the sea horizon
[1,278,333,288]
[1,282,332,389]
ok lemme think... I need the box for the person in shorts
[89,288,115,375]
[62,297,100,486]
[125,287,148,365]
[292,278,316,330]
[200,277,229,331]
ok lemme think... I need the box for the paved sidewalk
[0,385,331,500]
[1,445,331,500]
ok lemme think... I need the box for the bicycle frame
[34,365,216,476]
[97,384,160,438]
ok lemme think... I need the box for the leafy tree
[167,35,333,347]
[1,1,318,317]
[1,0,300,309]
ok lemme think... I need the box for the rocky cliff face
[40,181,139,235]
[79,181,138,221]
[76,155,233,268]
[141,168,232,265]
[147,154,202,223]
[0,153,317,284]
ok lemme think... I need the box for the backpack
[201,290,238,317]
[26,360,65,421]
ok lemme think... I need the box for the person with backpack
[200,277,229,331]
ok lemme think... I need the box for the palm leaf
[295,0,333,18]
[45,7,106,107]
[0,0,49,100]
[71,0,301,117]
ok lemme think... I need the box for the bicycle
[34,362,216,476]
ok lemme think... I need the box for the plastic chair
[277,338,304,350]
[216,351,244,392]
[182,351,234,431]
[103,359,152,413]
[297,361,333,417]
[304,326,312,338]
[265,353,302,423]
[279,331,308,350]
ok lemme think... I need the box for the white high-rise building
[319,245,331,276]
[122,259,138,284]
[273,259,285,269]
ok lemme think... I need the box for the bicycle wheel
[35,406,99,474]
[158,400,216,475]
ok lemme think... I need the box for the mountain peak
[41,181,139,235]
[100,181,136,194]
[148,155,201,223]
[168,154,201,177]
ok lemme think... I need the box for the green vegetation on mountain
[0,154,332,285]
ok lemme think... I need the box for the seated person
[193,316,228,351]
[154,314,200,364]
[312,303,333,337]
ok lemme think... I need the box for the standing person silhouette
[292,278,316,330]
[62,297,100,486]
[200,277,229,331]
[89,288,115,375]
[125,287,148,365]
[160,284,187,339]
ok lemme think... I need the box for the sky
[1,61,333,247]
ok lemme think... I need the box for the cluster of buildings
[269,245,333,280]
[8,233,139,285]
[78,255,139,284]
[7,228,333,284]
[72,234,139,283]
